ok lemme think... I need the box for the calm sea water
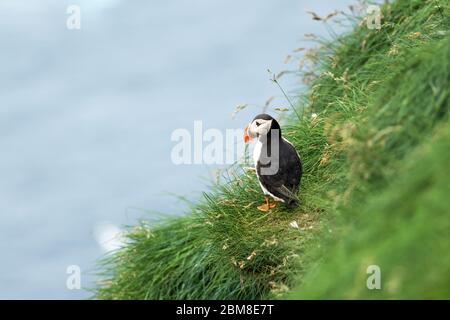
[0,0,353,299]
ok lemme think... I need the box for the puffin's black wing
[257,139,302,203]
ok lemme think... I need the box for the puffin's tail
[286,199,299,209]
[278,186,300,209]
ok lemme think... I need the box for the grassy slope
[95,0,450,299]
[292,122,450,299]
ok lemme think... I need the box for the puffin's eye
[255,121,261,127]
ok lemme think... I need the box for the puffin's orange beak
[243,125,250,143]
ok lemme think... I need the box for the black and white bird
[243,114,302,211]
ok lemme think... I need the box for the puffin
[243,114,302,211]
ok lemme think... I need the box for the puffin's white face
[244,118,273,143]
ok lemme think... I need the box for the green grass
[95,0,450,299]
[291,123,450,299]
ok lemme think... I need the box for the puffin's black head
[244,113,281,143]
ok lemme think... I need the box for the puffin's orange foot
[268,200,277,209]
[257,197,276,211]
[257,202,270,212]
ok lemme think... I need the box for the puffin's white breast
[252,140,263,166]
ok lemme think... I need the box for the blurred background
[0,0,354,299]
